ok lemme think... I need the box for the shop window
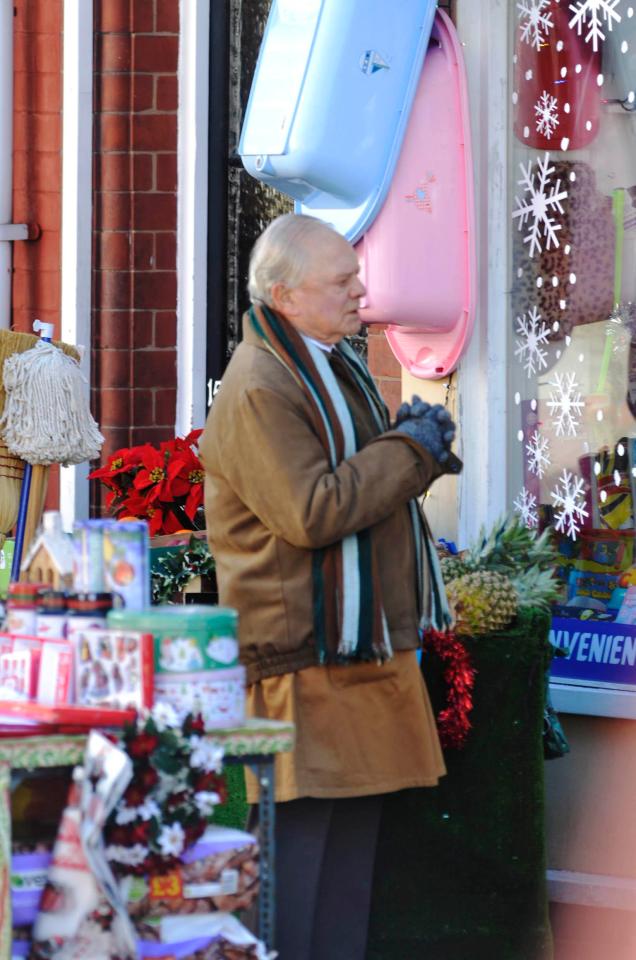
[509,1,636,707]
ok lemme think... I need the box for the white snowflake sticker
[518,0,555,50]
[550,468,589,540]
[534,90,560,139]
[512,153,568,258]
[568,0,622,52]
[515,306,550,377]
[526,430,551,478]
[514,486,540,528]
[547,371,586,437]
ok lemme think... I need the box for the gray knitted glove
[394,397,456,463]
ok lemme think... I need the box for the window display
[509,0,636,707]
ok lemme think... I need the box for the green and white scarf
[249,303,451,664]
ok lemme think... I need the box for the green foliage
[151,534,215,604]
[442,515,561,621]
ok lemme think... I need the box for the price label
[149,870,183,900]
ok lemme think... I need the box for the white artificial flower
[189,736,224,773]
[151,701,180,732]
[105,843,148,866]
[137,799,161,822]
[115,804,139,826]
[194,790,221,816]
[158,821,185,857]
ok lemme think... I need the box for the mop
[0,328,77,541]
[0,321,104,580]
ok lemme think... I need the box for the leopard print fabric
[512,160,616,341]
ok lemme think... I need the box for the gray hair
[248,214,338,305]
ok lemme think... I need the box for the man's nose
[352,276,366,298]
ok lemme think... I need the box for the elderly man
[200,213,459,960]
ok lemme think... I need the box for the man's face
[272,230,366,344]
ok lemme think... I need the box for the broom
[0,321,104,580]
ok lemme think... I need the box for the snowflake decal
[514,306,550,377]
[550,468,589,540]
[526,430,551,478]
[512,153,568,258]
[518,0,555,50]
[534,90,560,139]
[568,0,622,52]
[547,371,586,437]
[514,486,539,528]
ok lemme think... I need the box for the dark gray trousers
[271,795,383,960]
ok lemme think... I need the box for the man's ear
[270,281,299,318]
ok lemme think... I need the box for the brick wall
[13,1,62,335]
[367,326,402,420]
[91,0,179,511]
[12,0,63,506]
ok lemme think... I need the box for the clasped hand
[394,397,456,463]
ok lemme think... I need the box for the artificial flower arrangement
[89,430,205,537]
[104,703,227,877]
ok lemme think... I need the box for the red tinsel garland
[422,628,476,749]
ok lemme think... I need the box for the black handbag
[543,653,570,760]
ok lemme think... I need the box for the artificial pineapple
[440,554,471,584]
[464,515,556,576]
[446,570,518,636]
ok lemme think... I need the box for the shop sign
[550,616,636,691]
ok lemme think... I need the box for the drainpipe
[0,0,34,330]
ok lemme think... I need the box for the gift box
[74,629,153,711]
[73,520,150,610]
[107,606,245,727]
[36,640,73,705]
[0,649,37,700]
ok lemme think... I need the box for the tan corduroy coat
[199,316,446,685]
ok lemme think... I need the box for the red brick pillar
[367,327,402,421]
[12,2,63,506]
[13,2,62,334]
[92,0,179,511]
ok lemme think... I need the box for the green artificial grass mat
[214,762,248,830]
[367,607,554,960]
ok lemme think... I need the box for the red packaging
[0,650,34,699]
[514,1,601,151]
[12,635,43,695]
[37,640,73,705]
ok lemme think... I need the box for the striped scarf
[249,303,452,664]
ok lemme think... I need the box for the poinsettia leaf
[153,746,183,775]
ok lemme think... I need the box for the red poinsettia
[89,430,205,537]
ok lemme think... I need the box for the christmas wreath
[151,534,216,604]
[104,704,227,876]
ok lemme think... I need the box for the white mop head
[0,339,104,466]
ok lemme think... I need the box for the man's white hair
[248,213,339,306]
